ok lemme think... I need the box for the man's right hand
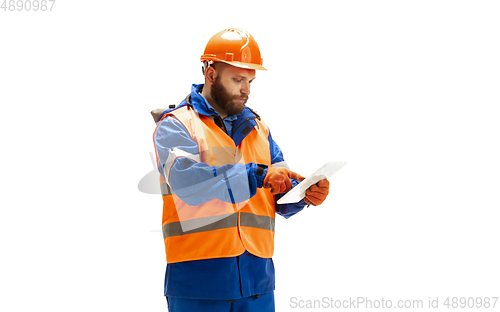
[263,167,305,195]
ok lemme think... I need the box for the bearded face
[210,75,248,117]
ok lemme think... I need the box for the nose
[240,82,250,95]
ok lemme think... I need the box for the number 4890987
[1,0,56,11]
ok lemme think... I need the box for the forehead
[222,64,256,80]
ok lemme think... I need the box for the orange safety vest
[154,105,275,264]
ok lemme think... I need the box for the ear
[205,66,217,85]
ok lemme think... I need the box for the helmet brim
[223,61,267,71]
[201,57,267,71]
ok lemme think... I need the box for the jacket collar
[188,84,216,116]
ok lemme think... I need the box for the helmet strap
[202,60,214,76]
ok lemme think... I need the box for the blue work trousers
[166,292,274,312]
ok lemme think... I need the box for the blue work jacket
[154,84,307,300]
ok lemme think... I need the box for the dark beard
[210,76,248,117]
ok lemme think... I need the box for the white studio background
[1,0,499,311]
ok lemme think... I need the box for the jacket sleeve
[267,129,309,219]
[154,116,266,206]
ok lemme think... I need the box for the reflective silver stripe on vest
[163,213,237,239]
[240,212,275,232]
[162,212,275,239]
[271,161,290,170]
[160,182,173,196]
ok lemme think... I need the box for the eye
[233,78,243,83]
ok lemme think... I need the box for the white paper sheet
[276,161,347,204]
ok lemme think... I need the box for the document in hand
[276,161,347,204]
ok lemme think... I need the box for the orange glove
[304,179,330,206]
[264,167,305,195]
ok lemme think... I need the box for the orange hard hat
[201,28,267,71]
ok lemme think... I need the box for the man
[152,28,330,312]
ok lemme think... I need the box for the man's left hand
[304,179,330,206]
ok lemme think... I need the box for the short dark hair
[202,61,228,76]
